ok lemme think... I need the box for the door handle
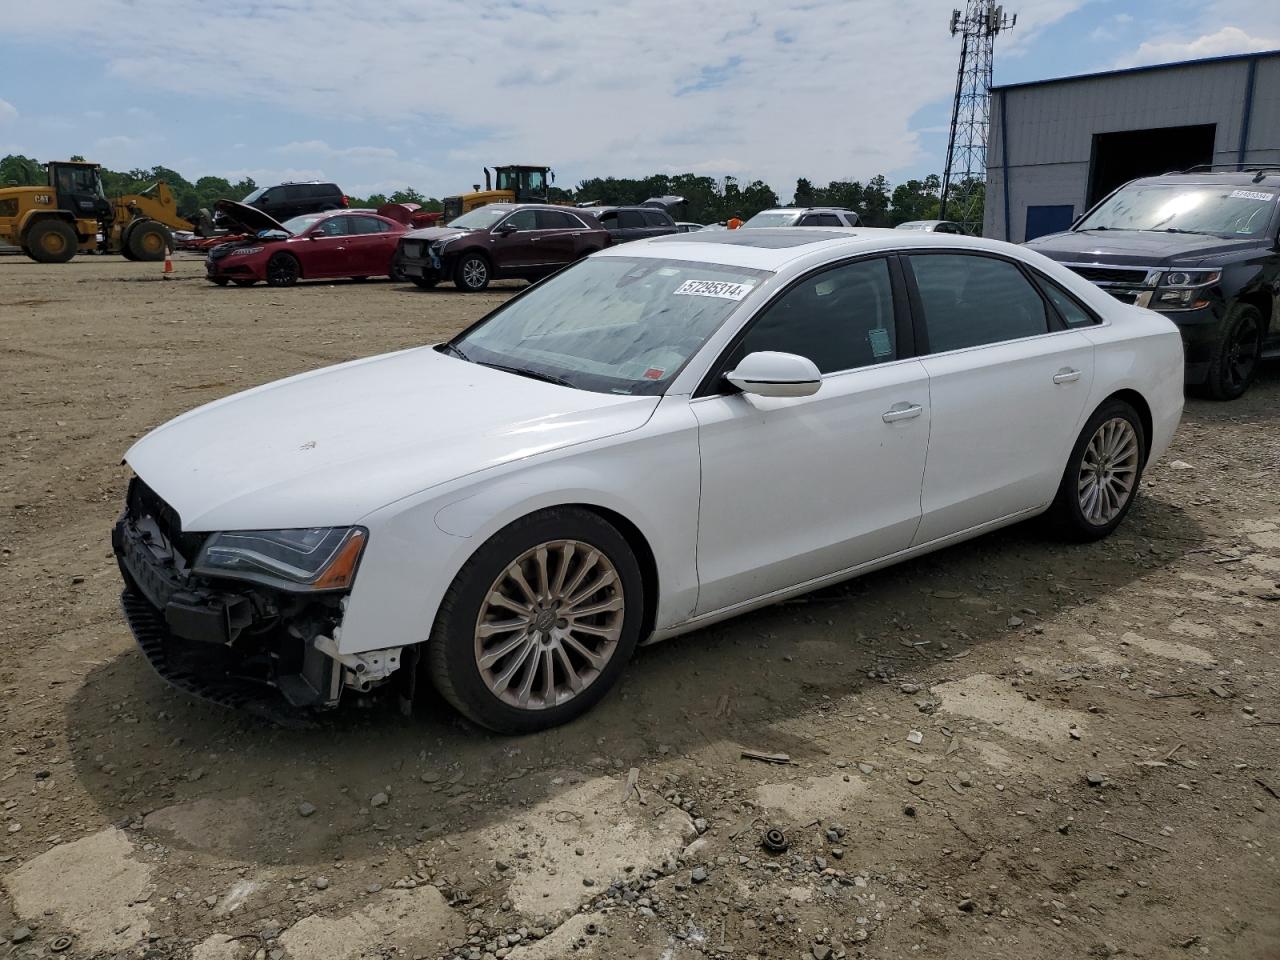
[882,402,923,423]
[1052,368,1082,384]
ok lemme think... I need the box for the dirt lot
[1,255,1278,960]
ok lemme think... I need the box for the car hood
[1024,229,1260,266]
[124,348,659,531]
[213,199,292,236]
[402,226,472,242]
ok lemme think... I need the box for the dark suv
[1025,170,1280,399]
[241,181,348,222]
[393,204,609,291]
[582,205,679,243]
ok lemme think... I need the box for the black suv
[581,205,679,243]
[240,181,348,222]
[1025,169,1280,400]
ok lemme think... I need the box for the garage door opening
[1086,124,1217,207]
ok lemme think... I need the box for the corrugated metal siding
[985,51,1280,241]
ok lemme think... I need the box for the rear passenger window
[816,214,842,226]
[284,185,310,201]
[1038,277,1097,327]
[729,258,897,374]
[616,211,645,229]
[536,210,575,229]
[909,254,1049,353]
[347,215,384,234]
[641,210,671,227]
[797,215,820,226]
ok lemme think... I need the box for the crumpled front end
[112,477,403,713]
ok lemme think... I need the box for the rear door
[345,215,395,275]
[614,209,646,243]
[641,209,676,238]
[904,252,1096,544]
[693,255,930,614]
[530,209,579,267]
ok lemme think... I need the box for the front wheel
[232,279,257,287]
[1047,399,1146,542]
[1201,303,1263,401]
[453,252,491,291]
[265,253,300,287]
[427,508,643,733]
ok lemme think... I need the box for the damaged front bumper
[112,478,403,711]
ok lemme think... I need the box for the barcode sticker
[1229,190,1275,202]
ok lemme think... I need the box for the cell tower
[939,1,1016,234]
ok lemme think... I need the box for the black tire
[208,277,229,286]
[427,507,644,733]
[265,253,300,287]
[232,279,257,287]
[1200,303,1264,401]
[412,276,439,290]
[25,220,78,263]
[128,221,170,261]
[453,252,491,291]
[1047,398,1146,542]
[119,223,139,261]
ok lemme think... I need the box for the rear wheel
[453,252,491,291]
[119,223,139,261]
[128,221,171,261]
[25,220,78,264]
[1201,303,1263,401]
[427,508,643,733]
[1048,399,1146,541]
[265,253,300,287]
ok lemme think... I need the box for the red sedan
[205,200,408,287]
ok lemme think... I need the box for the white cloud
[4,0,1090,191]
[0,98,16,123]
[1117,25,1278,68]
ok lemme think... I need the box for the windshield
[281,214,324,234]
[448,207,510,230]
[1076,182,1278,238]
[741,212,799,228]
[449,256,772,395]
[242,187,266,203]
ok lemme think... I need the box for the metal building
[984,49,1280,242]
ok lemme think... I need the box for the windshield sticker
[1229,190,1275,202]
[673,279,754,300]
[643,367,666,380]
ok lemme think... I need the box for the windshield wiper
[477,361,574,388]
[439,342,470,362]
[1157,228,1206,235]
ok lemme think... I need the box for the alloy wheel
[1077,417,1140,526]
[267,255,298,285]
[473,540,624,710]
[462,258,488,289]
[1226,314,1261,389]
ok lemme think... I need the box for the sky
[0,0,1276,203]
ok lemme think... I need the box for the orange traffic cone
[163,247,174,279]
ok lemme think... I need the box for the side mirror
[496,223,518,236]
[726,351,822,398]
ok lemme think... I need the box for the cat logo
[34,194,51,204]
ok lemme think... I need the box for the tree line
[2,153,952,226]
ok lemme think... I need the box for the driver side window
[729,258,898,374]
[501,209,538,231]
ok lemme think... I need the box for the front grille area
[1067,265,1148,284]
[402,241,423,259]
[127,478,204,560]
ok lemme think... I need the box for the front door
[903,252,1096,544]
[692,256,930,614]
[490,209,540,274]
[304,215,357,276]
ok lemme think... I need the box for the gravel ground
[1,255,1277,960]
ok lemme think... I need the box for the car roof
[1132,170,1280,187]
[754,207,855,215]
[595,227,1024,271]
[578,205,668,213]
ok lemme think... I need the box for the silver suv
[741,207,861,228]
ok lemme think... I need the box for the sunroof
[650,229,852,249]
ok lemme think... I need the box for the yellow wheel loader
[0,160,196,263]
[440,165,554,221]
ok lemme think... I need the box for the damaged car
[393,204,609,291]
[115,229,1183,733]
[205,200,408,287]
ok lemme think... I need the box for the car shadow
[64,491,1202,867]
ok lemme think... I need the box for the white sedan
[113,229,1184,732]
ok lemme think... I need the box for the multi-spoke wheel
[265,253,300,287]
[428,508,643,732]
[1050,398,1146,541]
[453,252,491,291]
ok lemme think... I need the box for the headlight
[1158,269,1219,288]
[194,527,367,591]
